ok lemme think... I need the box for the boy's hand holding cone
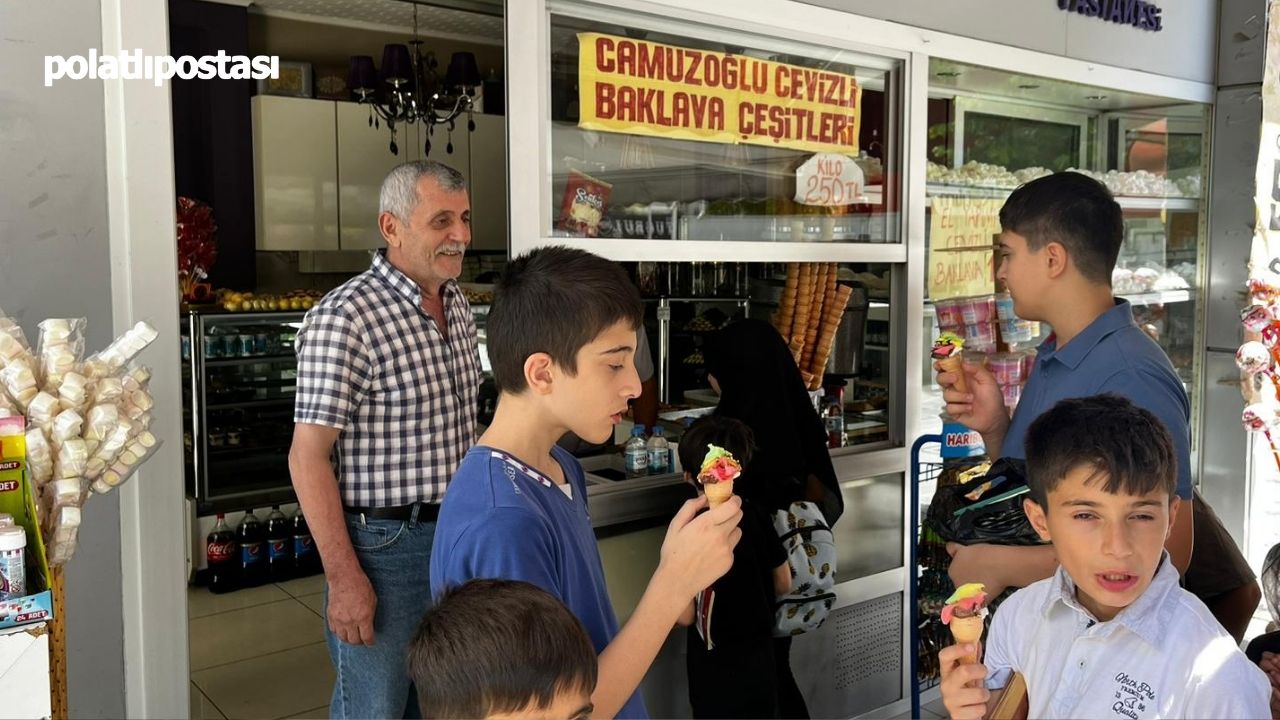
[942,582,989,665]
[698,444,741,508]
[939,583,992,719]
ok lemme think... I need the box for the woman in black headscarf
[702,318,844,719]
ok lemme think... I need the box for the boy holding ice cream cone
[939,395,1267,720]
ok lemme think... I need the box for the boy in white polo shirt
[939,394,1269,720]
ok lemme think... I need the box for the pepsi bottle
[237,511,266,587]
[292,508,318,576]
[265,506,292,583]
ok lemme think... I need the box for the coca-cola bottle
[265,506,291,583]
[237,511,266,587]
[292,508,318,576]
[206,513,238,594]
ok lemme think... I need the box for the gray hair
[379,160,467,222]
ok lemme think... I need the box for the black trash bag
[925,457,1045,547]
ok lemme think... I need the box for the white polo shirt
[984,554,1270,719]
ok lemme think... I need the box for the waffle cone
[704,480,734,508]
[937,355,968,394]
[949,614,984,665]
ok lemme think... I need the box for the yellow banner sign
[577,32,861,155]
[928,197,1003,299]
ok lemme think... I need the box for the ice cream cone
[704,480,734,508]
[937,355,968,394]
[949,613,984,665]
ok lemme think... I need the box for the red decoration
[176,197,218,302]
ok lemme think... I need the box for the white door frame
[101,0,190,716]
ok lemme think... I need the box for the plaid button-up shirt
[293,250,481,507]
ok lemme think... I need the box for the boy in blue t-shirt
[431,246,743,720]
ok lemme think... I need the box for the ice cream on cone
[698,445,741,508]
[932,332,968,394]
[942,582,989,666]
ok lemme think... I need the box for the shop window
[547,13,903,244]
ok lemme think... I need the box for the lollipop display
[1243,403,1280,470]
[1237,342,1279,402]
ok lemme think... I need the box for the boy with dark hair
[431,246,742,720]
[674,416,790,718]
[938,171,1194,598]
[408,579,597,720]
[939,395,1268,720]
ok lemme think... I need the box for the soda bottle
[292,507,318,576]
[237,511,266,587]
[206,513,238,594]
[265,506,291,583]
[646,426,670,475]
[624,425,649,477]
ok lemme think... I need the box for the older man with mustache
[289,161,483,719]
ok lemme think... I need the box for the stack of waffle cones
[772,262,854,391]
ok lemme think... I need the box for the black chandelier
[346,3,481,156]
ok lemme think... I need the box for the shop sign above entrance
[577,32,861,155]
[1057,0,1164,32]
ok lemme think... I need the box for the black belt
[344,502,440,523]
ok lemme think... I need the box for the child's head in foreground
[486,245,644,444]
[677,415,755,493]
[409,579,598,720]
[1023,394,1180,622]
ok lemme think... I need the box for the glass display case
[920,58,1208,443]
[182,311,305,513]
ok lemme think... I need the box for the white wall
[801,0,1218,84]
[0,2,125,717]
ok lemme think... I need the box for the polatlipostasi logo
[44,49,278,87]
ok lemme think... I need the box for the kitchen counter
[580,453,690,529]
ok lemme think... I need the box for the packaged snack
[54,438,87,479]
[24,428,52,486]
[92,435,161,494]
[35,318,86,389]
[0,360,38,409]
[82,321,158,379]
[50,409,83,444]
[91,377,123,406]
[57,371,89,410]
[559,170,612,238]
[26,392,61,428]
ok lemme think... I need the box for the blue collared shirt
[1002,300,1192,498]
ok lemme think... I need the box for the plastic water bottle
[647,426,670,475]
[624,425,649,477]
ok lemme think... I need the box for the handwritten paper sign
[795,153,865,206]
[928,196,1003,299]
[577,33,861,155]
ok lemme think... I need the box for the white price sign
[794,153,865,206]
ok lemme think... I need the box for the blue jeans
[325,509,436,719]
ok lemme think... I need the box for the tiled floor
[189,574,332,720]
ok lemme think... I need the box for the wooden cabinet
[255,96,505,254]
[252,96,339,251]
[468,114,508,252]
[336,102,406,251]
